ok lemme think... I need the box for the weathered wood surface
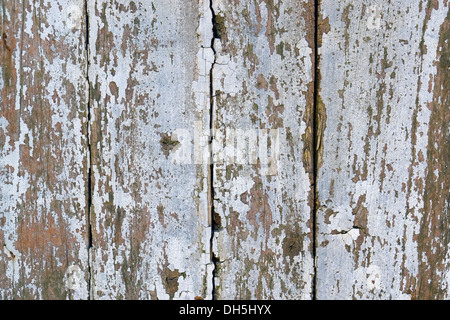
[88,0,213,299]
[211,0,315,299]
[316,0,449,299]
[1,0,449,301]
[0,0,89,299]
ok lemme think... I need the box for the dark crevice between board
[312,0,319,301]
[84,0,93,301]
[209,0,219,301]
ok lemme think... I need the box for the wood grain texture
[316,0,449,299]
[1,0,448,301]
[211,0,315,299]
[0,0,89,299]
[88,0,214,299]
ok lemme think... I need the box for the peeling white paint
[65,264,88,299]
[0,0,89,299]
[1,0,447,301]
[66,5,82,30]
[317,0,449,299]
[366,5,382,30]
[88,0,212,300]
[366,265,382,291]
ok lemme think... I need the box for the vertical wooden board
[211,0,315,299]
[0,1,89,299]
[317,0,449,299]
[88,0,214,299]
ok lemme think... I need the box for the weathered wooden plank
[0,1,89,299]
[211,0,316,299]
[88,0,213,299]
[317,0,449,299]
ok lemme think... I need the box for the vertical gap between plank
[84,0,93,301]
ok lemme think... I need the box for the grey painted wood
[316,0,449,299]
[211,0,316,299]
[87,0,213,299]
[0,0,89,299]
[1,0,448,301]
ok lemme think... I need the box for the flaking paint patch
[1,0,89,299]
[65,265,86,297]
[416,2,449,299]
[366,5,382,30]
